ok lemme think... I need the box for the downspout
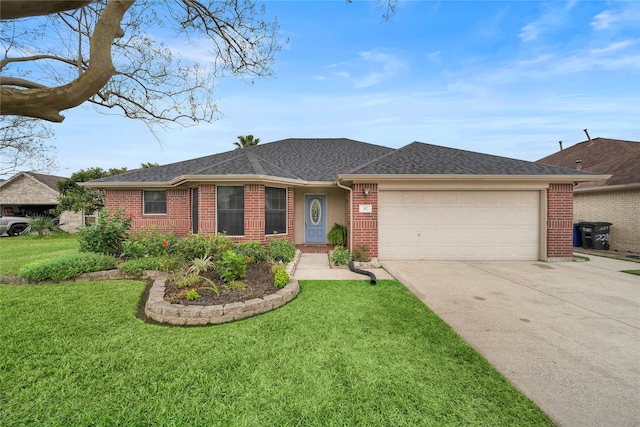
[335,179,376,285]
[335,178,353,253]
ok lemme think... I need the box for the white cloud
[518,5,568,42]
[333,50,406,89]
[590,6,640,31]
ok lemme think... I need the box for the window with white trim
[143,190,167,214]
[217,186,244,235]
[265,187,286,234]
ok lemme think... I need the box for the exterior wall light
[363,188,370,197]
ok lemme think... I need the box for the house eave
[337,173,611,185]
[574,182,640,193]
[81,174,311,189]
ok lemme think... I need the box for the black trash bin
[578,222,612,250]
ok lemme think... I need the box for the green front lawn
[0,278,551,426]
[0,235,551,425]
[0,234,79,276]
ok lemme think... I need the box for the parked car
[0,215,29,236]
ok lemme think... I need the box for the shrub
[123,226,177,258]
[171,271,202,289]
[19,253,117,282]
[268,239,296,263]
[77,208,132,256]
[352,245,371,262]
[331,246,352,266]
[23,215,63,236]
[327,223,347,246]
[273,269,289,288]
[215,250,247,282]
[172,233,234,261]
[235,241,268,264]
[118,257,162,276]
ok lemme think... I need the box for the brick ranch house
[84,138,606,262]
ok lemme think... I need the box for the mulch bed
[164,262,277,306]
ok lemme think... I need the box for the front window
[265,187,287,234]
[143,190,166,214]
[217,186,244,235]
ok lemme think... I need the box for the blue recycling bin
[573,224,582,247]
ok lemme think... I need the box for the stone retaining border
[145,250,302,326]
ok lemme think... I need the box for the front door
[305,195,326,243]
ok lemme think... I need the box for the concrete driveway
[382,256,640,427]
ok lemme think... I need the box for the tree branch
[0,0,135,122]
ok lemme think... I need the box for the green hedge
[19,253,118,282]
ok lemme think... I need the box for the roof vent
[583,129,593,146]
[559,140,563,151]
[575,159,582,171]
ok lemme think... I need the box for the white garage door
[379,191,540,260]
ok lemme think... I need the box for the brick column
[351,183,378,258]
[547,183,574,260]
[198,184,216,234]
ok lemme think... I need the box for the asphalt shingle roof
[536,137,640,187]
[92,138,592,185]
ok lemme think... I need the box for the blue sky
[44,1,640,177]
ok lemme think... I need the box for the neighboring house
[0,172,84,233]
[537,137,640,254]
[84,138,605,261]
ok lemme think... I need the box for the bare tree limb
[0,0,135,122]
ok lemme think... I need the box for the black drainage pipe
[348,261,377,285]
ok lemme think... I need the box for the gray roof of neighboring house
[91,138,594,185]
[536,137,640,188]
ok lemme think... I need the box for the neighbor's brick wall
[574,188,639,253]
[350,183,378,258]
[0,175,58,205]
[104,189,192,236]
[547,183,574,259]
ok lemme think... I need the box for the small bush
[215,250,247,282]
[235,241,268,264]
[172,233,234,260]
[273,269,289,288]
[331,246,352,266]
[268,239,296,263]
[118,257,162,276]
[77,208,132,256]
[171,271,202,289]
[327,223,347,246]
[186,289,200,300]
[122,226,177,259]
[19,253,117,282]
[352,245,371,262]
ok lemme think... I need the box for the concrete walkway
[293,253,395,281]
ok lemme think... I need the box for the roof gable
[536,138,640,187]
[0,172,66,193]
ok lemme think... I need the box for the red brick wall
[547,183,574,259]
[105,185,295,244]
[350,183,378,258]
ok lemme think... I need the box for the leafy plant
[224,281,248,291]
[352,245,371,262]
[235,241,268,264]
[268,239,296,263]
[200,277,220,295]
[215,250,247,282]
[327,223,347,246]
[273,269,289,288]
[331,246,352,266]
[171,271,202,289]
[18,253,117,282]
[77,207,132,256]
[117,256,162,276]
[122,226,177,258]
[23,215,63,236]
[188,256,215,275]
[172,232,234,260]
[186,289,200,300]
